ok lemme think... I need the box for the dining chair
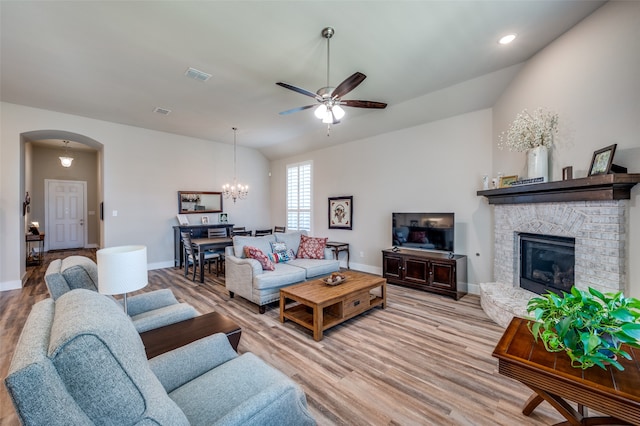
[274,226,286,233]
[207,228,227,275]
[254,229,273,237]
[232,226,246,232]
[231,230,252,236]
[181,232,219,281]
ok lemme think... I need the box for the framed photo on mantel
[328,196,353,230]
[588,144,617,176]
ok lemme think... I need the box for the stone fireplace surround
[480,200,628,327]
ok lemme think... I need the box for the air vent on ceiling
[185,67,211,82]
[153,107,172,115]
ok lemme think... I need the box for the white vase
[527,145,548,182]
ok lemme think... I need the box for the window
[286,161,312,232]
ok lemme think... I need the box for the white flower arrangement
[498,107,559,152]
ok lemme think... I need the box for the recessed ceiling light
[498,34,517,45]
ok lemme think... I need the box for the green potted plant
[527,286,640,371]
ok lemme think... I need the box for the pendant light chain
[222,127,248,203]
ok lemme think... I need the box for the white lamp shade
[314,104,327,119]
[333,105,345,120]
[97,245,148,295]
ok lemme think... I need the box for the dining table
[190,237,233,283]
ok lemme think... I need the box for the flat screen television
[392,212,455,253]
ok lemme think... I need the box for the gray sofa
[44,256,197,333]
[5,289,316,425]
[225,231,339,313]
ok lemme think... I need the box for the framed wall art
[328,196,353,230]
[588,144,617,176]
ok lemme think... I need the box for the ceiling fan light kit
[276,27,387,134]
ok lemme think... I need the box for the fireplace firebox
[519,233,575,296]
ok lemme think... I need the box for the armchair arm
[225,255,262,301]
[149,333,238,393]
[131,303,198,333]
[124,289,180,317]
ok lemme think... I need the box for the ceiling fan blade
[341,100,387,109]
[331,72,366,99]
[279,105,316,115]
[276,82,320,99]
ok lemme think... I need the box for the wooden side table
[326,241,349,269]
[25,233,45,266]
[139,311,242,359]
[493,317,640,425]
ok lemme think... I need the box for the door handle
[80,219,84,226]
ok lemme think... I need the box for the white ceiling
[1,1,605,159]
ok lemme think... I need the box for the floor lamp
[97,245,148,314]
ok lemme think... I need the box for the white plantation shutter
[286,161,312,232]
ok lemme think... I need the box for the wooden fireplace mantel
[477,173,640,205]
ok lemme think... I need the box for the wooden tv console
[382,248,467,299]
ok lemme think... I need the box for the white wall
[492,1,640,297]
[270,109,495,292]
[0,103,270,289]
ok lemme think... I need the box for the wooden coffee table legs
[523,386,632,426]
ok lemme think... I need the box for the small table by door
[326,241,349,269]
[26,233,45,266]
[191,237,233,283]
[493,317,640,425]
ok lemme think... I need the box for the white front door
[46,180,86,250]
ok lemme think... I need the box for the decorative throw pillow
[268,249,296,263]
[297,235,327,259]
[243,246,275,271]
[270,241,287,253]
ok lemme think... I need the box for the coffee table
[493,317,640,425]
[139,311,242,359]
[279,271,386,341]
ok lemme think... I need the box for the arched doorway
[22,130,104,255]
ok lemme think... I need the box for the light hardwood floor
[0,249,565,425]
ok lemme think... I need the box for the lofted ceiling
[1,1,605,160]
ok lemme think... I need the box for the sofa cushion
[233,235,276,258]
[297,235,328,259]
[253,264,306,290]
[244,246,275,271]
[275,231,307,256]
[287,258,340,278]
[48,289,189,425]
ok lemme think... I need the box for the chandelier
[59,140,74,167]
[222,127,248,203]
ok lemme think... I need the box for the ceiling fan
[276,27,387,129]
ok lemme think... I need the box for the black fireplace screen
[520,233,575,296]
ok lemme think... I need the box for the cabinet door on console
[383,255,403,280]
[430,261,455,290]
[404,257,430,285]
